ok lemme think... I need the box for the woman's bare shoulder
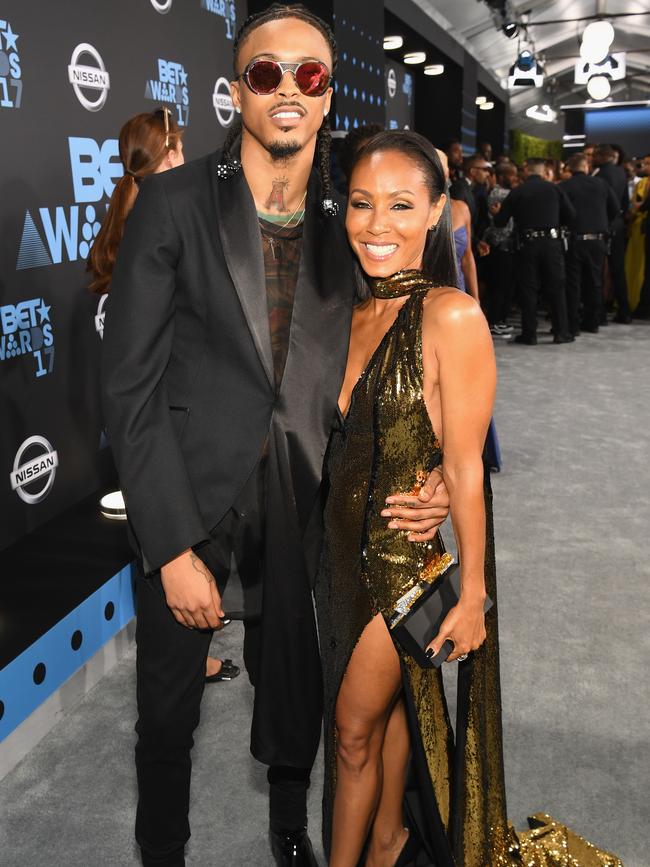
[424,286,480,317]
[451,198,470,219]
[423,287,488,339]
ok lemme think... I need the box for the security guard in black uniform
[560,152,619,334]
[592,144,631,323]
[494,156,576,345]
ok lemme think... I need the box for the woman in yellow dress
[625,155,649,311]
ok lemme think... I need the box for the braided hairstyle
[224,3,338,213]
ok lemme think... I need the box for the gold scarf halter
[369,269,432,299]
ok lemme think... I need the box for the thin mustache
[268,100,306,115]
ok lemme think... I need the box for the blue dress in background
[453,224,468,294]
[453,223,502,471]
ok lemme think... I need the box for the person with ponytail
[102,6,450,866]
[89,110,238,686]
[88,108,184,295]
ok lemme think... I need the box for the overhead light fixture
[587,74,611,101]
[575,52,625,85]
[479,101,495,110]
[580,21,615,65]
[526,104,558,123]
[475,95,487,105]
[383,35,404,51]
[502,21,519,39]
[424,64,444,76]
[100,490,127,521]
[404,52,426,65]
[508,50,544,88]
[516,49,535,72]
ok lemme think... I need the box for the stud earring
[235,106,241,114]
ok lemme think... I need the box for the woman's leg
[330,613,403,867]
[365,697,410,867]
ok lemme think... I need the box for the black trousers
[486,246,514,325]
[134,465,309,866]
[516,238,570,340]
[608,218,630,317]
[565,239,606,332]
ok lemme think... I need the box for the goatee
[268,139,302,161]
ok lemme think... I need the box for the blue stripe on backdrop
[0,563,135,741]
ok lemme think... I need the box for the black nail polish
[426,648,434,658]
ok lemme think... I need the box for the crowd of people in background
[335,128,650,345]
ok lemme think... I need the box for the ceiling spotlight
[502,21,519,39]
[586,74,611,101]
[479,101,495,110]
[475,95,487,105]
[508,50,544,88]
[424,64,444,76]
[580,38,609,65]
[583,20,615,48]
[580,20,615,65]
[404,52,426,65]
[383,35,404,51]
[517,49,535,71]
[525,104,558,123]
[575,53,625,85]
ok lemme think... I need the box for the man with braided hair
[102,5,450,865]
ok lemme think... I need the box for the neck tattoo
[265,177,290,213]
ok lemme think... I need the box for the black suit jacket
[102,150,355,768]
[102,151,354,574]
[594,162,629,215]
[559,171,619,233]
[495,175,576,230]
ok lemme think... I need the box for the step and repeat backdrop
[0,0,246,551]
[0,0,396,744]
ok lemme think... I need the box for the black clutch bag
[388,557,493,669]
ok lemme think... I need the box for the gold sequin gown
[315,271,622,867]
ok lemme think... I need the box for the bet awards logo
[10,436,59,505]
[0,18,22,109]
[95,294,108,339]
[1,297,55,378]
[151,0,173,12]
[68,43,110,112]
[213,77,234,127]
[16,137,121,271]
[201,0,236,39]
[145,58,189,127]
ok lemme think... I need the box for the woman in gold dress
[315,131,622,867]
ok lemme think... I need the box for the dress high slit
[315,271,622,867]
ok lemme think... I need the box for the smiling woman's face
[346,149,445,279]
[231,18,333,158]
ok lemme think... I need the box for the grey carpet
[1,321,648,866]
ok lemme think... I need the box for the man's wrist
[189,551,215,584]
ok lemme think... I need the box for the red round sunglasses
[239,59,331,97]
